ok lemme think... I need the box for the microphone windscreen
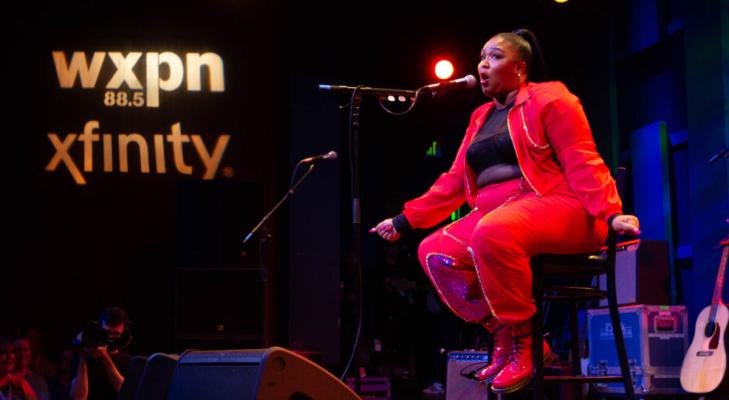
[464,75,477,88]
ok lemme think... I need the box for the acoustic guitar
[681,238,729,393]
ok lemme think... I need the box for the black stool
[530,168,635,400]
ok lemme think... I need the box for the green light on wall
[451,208,461,221]
[426,141,442,158]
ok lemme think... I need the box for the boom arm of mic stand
[243,163,317,244]
[318,84,416,98]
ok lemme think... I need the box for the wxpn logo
[51,51,225,108]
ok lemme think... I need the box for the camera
[74,320,132,351]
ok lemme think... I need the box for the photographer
[70,307,131,400]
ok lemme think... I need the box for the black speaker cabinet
[167,347,359,400]
[176,180,264,267]
[175,268,266,350]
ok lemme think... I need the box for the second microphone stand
[243,161,319,245]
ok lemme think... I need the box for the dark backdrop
[5,2,286,355]
[4,0,728,374]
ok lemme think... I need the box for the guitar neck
[709,246,729,321]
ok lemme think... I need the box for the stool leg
[606,264,635,400]
[532,260,545,400]
[569,301,581,373]
[569,301,581,399]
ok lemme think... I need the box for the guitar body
[681,303,729,393]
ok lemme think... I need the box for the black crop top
[466,103,518,175]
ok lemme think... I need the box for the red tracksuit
[401,81,622,325]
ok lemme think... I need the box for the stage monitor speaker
[135,353,179,400]
[166,347,359,400]
[599,239,671,306]
[446,351,489,400]
[118,355,147,400]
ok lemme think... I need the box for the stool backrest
[606,166,628,263]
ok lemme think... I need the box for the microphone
[421,75,477,92]
[709,147,729,164]
[301,151,338,163]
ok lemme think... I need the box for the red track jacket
[402,81,622,229]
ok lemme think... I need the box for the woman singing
[371,29,640,394]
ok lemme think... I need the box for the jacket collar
[514,82,532,107]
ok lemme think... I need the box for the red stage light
[434,60,454,80]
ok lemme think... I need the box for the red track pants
[417,177,607,326]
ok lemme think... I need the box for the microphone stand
[318,83,422,381]
[319,79,467,381]
[242,160,324,352]
[243,162,318,245]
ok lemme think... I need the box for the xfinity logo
[46,120,230,185]
[52,51,225,108]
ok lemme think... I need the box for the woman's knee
[417,232,439,266]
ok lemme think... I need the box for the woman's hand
[611,214,641,235]
[369,218,401,241]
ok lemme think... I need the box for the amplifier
[345,377,391,400]
[599,240,671,306]
[587,304,688,395]
[446,351,489,400]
